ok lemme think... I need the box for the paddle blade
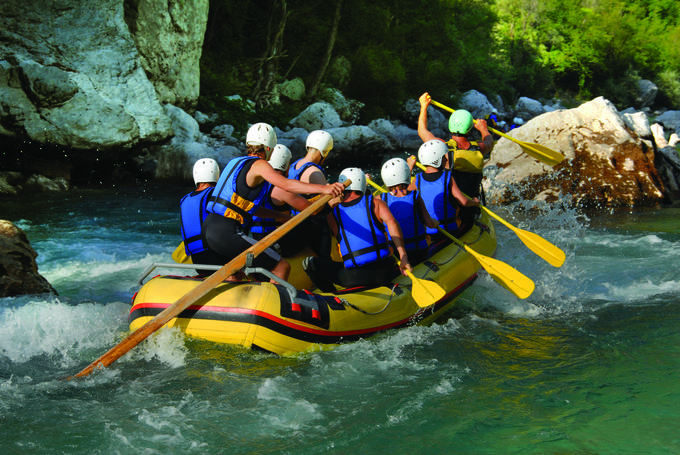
[480,207,566,268]
[473,253,535,299]
[172,242,193,264]
[514,227,566,267]
[408,271,447,307]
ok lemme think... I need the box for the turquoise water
[1,186,679,454]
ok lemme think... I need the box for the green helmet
[448,110,474,134]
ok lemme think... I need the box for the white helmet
[381,158,411,187]
[193,158,220,185]
[338,167,366,193]
[418,139,449,168]
[269,144,292,172]
[306,130,333,158]
[246,122,277,158]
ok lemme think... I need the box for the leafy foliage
[200,0,680,122]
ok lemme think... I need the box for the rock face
[0,220,56,297]
[124,0,209,109]
[0,0,207,151]
[485,97,665,208]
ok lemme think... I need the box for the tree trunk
[306,0,343,101]
[251,0,289,107]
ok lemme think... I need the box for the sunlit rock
[0,0,208,151]
[485,96,665,208]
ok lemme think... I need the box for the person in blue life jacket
[248,143,313,258]
[409,139,480,243]
[249,143,294,241]
[287,129,335,257]
[180,158,220,275]
[380,158,439,265]
[201,123,345,283]
[302,167,412,293]
[418,92,493,224]
[288,130,333,188]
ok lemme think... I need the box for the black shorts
[202,214,281,272]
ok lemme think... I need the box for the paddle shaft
[71,181,349,378]
[428,99,564,166]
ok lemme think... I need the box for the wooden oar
[428,98,565,166]
[70,180,351,379]
[171,242,192,264]
[437,227,534,299]
[393,255,446,308]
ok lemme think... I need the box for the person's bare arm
[250,159,343,197]
[373,197,411,274]
[300,166,327,185]
[474,118,494,155]
[449,177,479,207]
[418,92,437,143]
[271,186,311,212]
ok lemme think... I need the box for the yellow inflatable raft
[129,212,496,355]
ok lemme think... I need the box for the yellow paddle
[429,98,565,166]
[393,255,446,308]
[70,180,351,379]
[437,227,534,299]
[366,177,445,307]
[412,160,565,267]
[172,242,192,264]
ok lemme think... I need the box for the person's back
[380,158,437,265]
[303,168,412,292]
[180,158,220,273]
[413,140,479,241]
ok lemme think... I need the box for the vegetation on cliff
[199,0,680,125]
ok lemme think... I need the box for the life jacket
[249,186,291,235]
[447,140,484,173]
[333,194,391,268]
[179,187,214,256]
[415,171,460,234]
[287,158,324,183]
[380,190,428,250]
[206,156,271,229]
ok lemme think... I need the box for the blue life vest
[180,187,214,256]
[333,194,391,268]
[206,156,271,229]
[249,186,291,235]
[415,171,460,234]
[287,159,324,182]
[381,190,428,250]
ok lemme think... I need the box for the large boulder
[0,220,56,297]
[0,0,207,152]
[485,97,665,208]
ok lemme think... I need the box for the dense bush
[200,0,680,122]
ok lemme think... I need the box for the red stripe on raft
[132,302,410,336]
[131,273,477,338]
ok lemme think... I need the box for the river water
[1,185,679,454]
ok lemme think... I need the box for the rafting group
[178,93,498,292]
[71,96,567,378]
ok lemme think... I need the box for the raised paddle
[428,98,565,166]
[70,180,351,379]
[411,160,565,267]
[437,226,534,299]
